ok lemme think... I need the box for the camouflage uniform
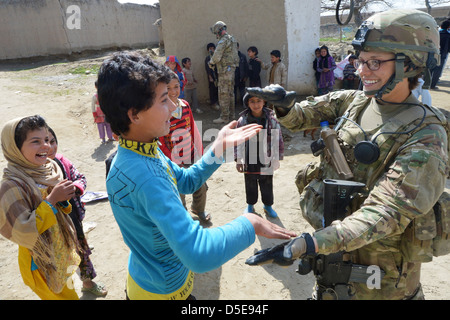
[245,9,449,300]
[278,89,448,299]
[209,22,239,122]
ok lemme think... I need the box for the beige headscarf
[0,117,80,293]
[2,117,62,192]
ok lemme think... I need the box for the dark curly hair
[96,51,172,135]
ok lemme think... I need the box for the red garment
[94,106,105,124]
[159,100,203,166]
[165,55,187,89]
[92,93,105,123]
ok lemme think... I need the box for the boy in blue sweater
[96,51,296,300]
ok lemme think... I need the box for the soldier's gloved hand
[245,233,316,267]
[208,62,215,71]
[246,84,297,110]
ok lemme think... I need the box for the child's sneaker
[263,205,278,218]
[243,204,255,214]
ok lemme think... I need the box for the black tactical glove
[246,84,297,110]
[245,233,316,267]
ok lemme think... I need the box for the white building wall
[160,0,321,100]
[284,0,321,94]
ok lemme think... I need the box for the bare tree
[423,0,450,14]
[354,0,393,25]
[323,0,450,27]
[320,0,393,26]
[324,0,450,20]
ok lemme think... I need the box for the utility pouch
[432,190,450,257]
[295,161,320,195]
[297,160,323,230]
[299,177,324,230]
[401,208,436,263]
[400,191,450,262]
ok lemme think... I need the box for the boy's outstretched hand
[211,121,262,158]
[243,213,297,240]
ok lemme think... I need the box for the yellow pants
[29,269,79,300]
[126,271,194,300]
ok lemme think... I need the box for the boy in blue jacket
[96,51,296,300]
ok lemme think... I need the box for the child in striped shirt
[159,72,210,222]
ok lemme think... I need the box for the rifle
[297,179,385,300]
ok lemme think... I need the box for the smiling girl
[0,115,81,299]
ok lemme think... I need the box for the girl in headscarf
[0,115,81,300]
[316,45,336,95]
[165,55,187,98]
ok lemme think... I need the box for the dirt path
[0,50,449,300]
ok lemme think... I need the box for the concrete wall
[160,0,320,100]
[285,0,321,94]
[0,0,161,60]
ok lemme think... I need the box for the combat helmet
[211,21,227,37]
[352,9,440,97]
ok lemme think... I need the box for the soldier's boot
[214,103,229,124]
[213,117,228,124]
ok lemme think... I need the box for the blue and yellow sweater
[107,138,255,298]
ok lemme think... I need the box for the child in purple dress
[92,81,113,143]
[317,45,336,95]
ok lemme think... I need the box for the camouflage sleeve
[314,123,448,254]
[210,38,228,65]
[276,90,360,132]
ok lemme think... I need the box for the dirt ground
[0,48,449,300]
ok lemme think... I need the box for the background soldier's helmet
[352,8,440,72]
[211,21,227,36]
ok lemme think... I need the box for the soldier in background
[246,9,448,300]
[209,21,239,124]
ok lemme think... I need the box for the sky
[320,0,426,16]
